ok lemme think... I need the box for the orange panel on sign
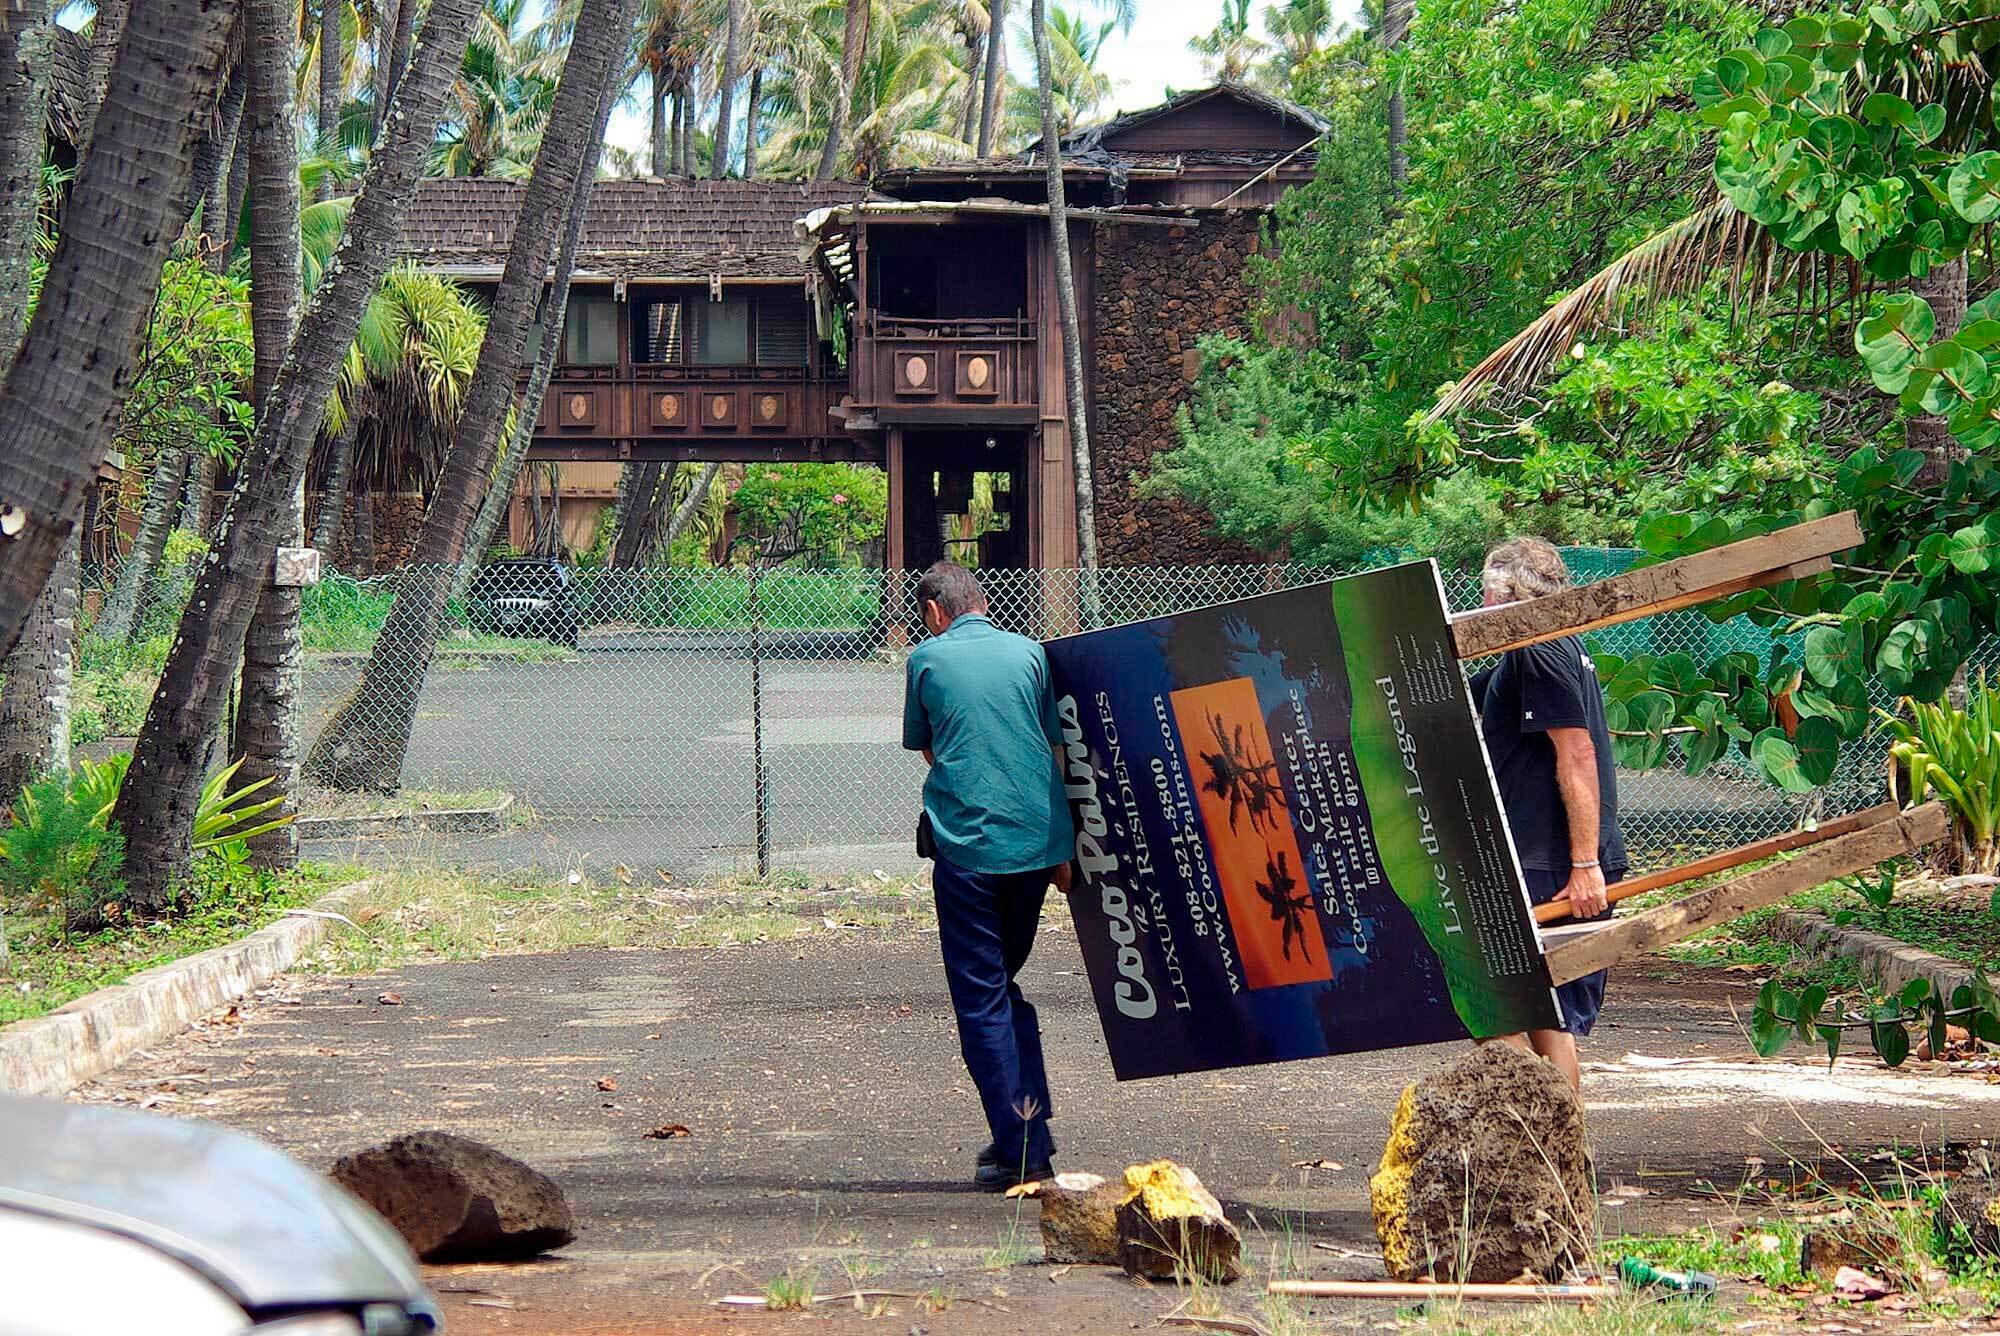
[1168,676,1328,990]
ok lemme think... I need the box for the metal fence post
[749,564,771,878]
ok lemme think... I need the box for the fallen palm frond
[1422,197,1806,427]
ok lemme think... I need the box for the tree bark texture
[0,0,236,662]
[303,0,634,792]
[221,126,251,263]
[742,67,761,178]
[73,0,132,156]
[609,461,663,568]
[818,0,868,179]
[1029,0,1097,578]
[650,76,668,177]
[454,111,607,601]
[678,86,693,176]
[113,0,480,914]
[311,420,358,550]
[957,31,981,144]
[977,0,1006,158]
[1911,256,1969,488]
[233,0,305,871]
[185,55,248,245]
[1381,0,1410,193]
[95,443,192,642]
[181,450,221,532]
[0,0,54,361]
[383,0,418,120]
[662,461,720,552]
[318,0,344,195]
[710,0,743,178]
[0,528,77,809]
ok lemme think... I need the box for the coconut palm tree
[115,0,486,912]
[1004,2,1114,135]
[433,0,563,175]
[818,0,872,178]
[1262,0,1332,84]
[844,17,971,175]
[1191,0,1268,84]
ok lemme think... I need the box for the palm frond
[1421,198,1809,427]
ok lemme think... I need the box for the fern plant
[0,771,128,931]
[1882,673,2000,875]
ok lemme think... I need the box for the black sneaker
[977,1136,1057,1168]
[974,1158,1054,1192]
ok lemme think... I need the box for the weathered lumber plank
[1534,801,1901,924]
[1450,512,1862,660]
[1543,801,1948,987]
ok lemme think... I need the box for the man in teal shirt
[903,561,1074,1190]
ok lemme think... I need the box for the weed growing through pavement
[761,1266,815,1311]
[986,1096,1042,1269]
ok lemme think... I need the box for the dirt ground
[71,917,2000,1334]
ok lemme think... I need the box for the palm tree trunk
[318,0,344,195]
[710,0,744,179]
[185,54,248,243]
[96,444,192,641]
[350,488,375,572]
[454,123,603,601]
[73,0,133,157]
[661,461,720,554]
[0,528,78,807]
[220,129,252,262]
[233,0,305,872]
[678,85,694,175]
[113,0,482,915]
[0,0,236,663]
[817,0,868,180]
[302,0,634,794]
[609,461,663,567]
[383,0,418,115]
[311,420,358,550]
[1028,0,1097,587]
[181,451,220,532]
[957,31,981,144]
[1381,0,1410,195]
[650,75,668,177]
[977,0,1007,157]
[0,0,54,359]
[742,67,761,178]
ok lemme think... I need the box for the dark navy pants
[933,854,1055,1168]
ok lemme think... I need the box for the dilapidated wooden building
[368,81,1325,574]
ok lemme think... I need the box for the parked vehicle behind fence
[466,558,580,648]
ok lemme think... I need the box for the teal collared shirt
[902,613,1074,875]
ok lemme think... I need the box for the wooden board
[1449,513,1862,660]
[1534,802,1901,924]
[1543,801,1948,986]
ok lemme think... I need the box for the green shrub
[0,769,127,931]
[1883,674,2000,874]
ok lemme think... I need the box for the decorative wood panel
[700,389,739,429]
[556,387,601,430]
[749,388,790,429]
[955,350,1001,397]
[647,389,690,430]
[894,350,938,396]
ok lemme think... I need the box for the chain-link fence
[57,551,1835,879]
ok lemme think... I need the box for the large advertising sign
[1042,562,1561,1080]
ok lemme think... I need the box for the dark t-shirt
[1469,636,1627,875]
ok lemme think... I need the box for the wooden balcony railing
[854,314,1038,412]
[529,365,849,441]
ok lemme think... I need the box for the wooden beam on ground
[1534,802,1901,924]
[1267,1280,1616,1302]
[1449,512,1862,660]
[1544,802,1948,987]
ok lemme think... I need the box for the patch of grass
[761,1266,815,1311]
[0,861,350,1024]
[305,865,937,974]
[1606,1221,1807,1293]
[1402,1293,1725,1335]
[295,787,511,821]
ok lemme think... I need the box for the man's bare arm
[923,748,934,766]
[1549,726,1608,917]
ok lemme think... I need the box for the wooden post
[1544,802,1948,986]
[1450,513,1862,660]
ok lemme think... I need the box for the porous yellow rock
[1113,1159,1242,1281]
[1369,1084,1421,1281]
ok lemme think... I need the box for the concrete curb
[298,795,514,841]
[0,880,374,1098]
[1768,908,1983,1000]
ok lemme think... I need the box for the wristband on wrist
[1571,858,1600,869]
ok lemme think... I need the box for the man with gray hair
[1470,537,1627,1090]
[903,560,1074,1189]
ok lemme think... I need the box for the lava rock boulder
[331,1131,576,1262]
[1114,1160,1242,1282]
[1369,1043,1592,1283]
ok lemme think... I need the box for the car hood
[0,1095,426,1312]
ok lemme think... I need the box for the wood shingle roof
[397,177,877,280]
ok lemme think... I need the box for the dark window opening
[562,292,618,365]
[868,222,1029,322]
